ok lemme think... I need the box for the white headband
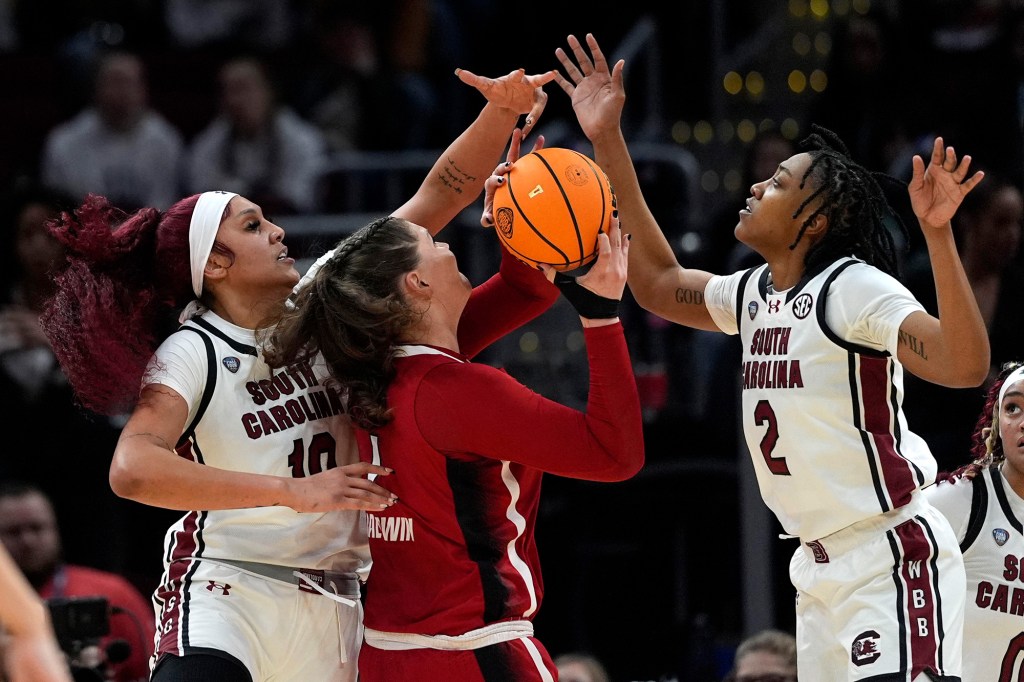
[998,365,1024,407]
[189,191,238,297]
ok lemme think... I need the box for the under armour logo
[767,300,781,314]
[206,581,232,595]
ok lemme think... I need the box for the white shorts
[153,559,363,682]
[790,495,965,681]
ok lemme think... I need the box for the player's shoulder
[156,322,212,356]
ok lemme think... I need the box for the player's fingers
[527,69,557,86]
[944,145,958,171]
[505,127,523,164]
[568,34,594,75]
[961,169,985,193]
[954,153,972,179]
[522,96,546,136]
[929,137,944,166]
[556,45,584,83]
[341,461,393,477]
[453,67,480,86]
[585,33,608,72]
[538,263,557,283]
[528,134,545,155]
[552,71,575,97]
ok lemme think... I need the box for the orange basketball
[492,147,614,271]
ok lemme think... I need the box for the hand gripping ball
[492,147,615,271]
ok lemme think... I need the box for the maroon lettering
[268,405,294,431]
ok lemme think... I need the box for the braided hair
[792,124,908,277]
[265,216,421,430]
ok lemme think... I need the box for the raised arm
[110,386,397,513]
[897,137,989,387]
[554,33,719,331]
[393,67,555,234]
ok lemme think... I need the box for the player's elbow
[109,452,144,500]
[948,358,991,388]
[605,442,646,481]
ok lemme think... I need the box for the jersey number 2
[754,400,789,475]
[287,432,337,477]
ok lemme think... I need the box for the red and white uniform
[927,466,1024,681]
[356,254,644,682]
[145,311,366,681]
[705,258,964,681]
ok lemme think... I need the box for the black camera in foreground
[47,596,110,653]
[46,596,112,681]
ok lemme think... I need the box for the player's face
[999,378,1024,486]
[213,196,299,299]
[735,152,821,260]
[410,224,471,307]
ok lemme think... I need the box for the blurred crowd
[0,1,1022,681]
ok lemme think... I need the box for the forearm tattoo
[675,288,704,306]
[898,330,928,360]
[438,157,476,195]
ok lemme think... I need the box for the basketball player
[553,33,990,681]
[39,66,555,682]
[265,194,643,679]
[925,361,1024,680]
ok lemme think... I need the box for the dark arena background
[0,1,1021,680]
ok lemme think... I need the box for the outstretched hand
[908,137,985,229]
[455,67,555,137]
[554,33,626,142]
[480,128,545,228]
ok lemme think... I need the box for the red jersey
[357,250,644,640]
[39,564,156,682]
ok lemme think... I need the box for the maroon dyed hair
[40,193,200,416]
[939,360,1024,482]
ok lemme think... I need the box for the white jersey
[145,311,368,574]
[705,258,934,540]
[926,467,1024,681]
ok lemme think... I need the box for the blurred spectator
[39,50,183,211]
[1003,6,1024,188]
[294,1,474,152]
[0,180,132,577]
[723,628,797,682]
[293,7,377,152]
[896,1,1022,184]
[809,8,910,174]
[163,0,294,53]
[903,172,1024,471]
[0,481,155,682]
[554,651,611,682]
[183,56,326,215]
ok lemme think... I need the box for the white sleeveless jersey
[927,467,1024,681]
[145,312,369,574]
[724,258,936,540]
